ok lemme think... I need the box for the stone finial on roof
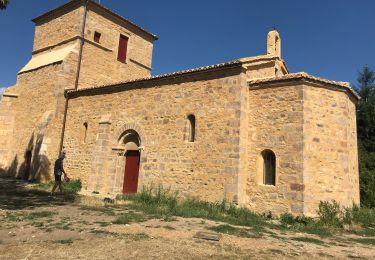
[267,30,281,57]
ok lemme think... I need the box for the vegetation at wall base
[117,186,375,238]
[279,212,331,237]
[117,185,266,227]
[62,179,82,194]
[280,201,375,237]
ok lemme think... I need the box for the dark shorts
[54,174,62,182]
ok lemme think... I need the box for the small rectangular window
[94,31,101,43]
[117,34,128,63]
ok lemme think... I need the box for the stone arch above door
[114,123,146,147]
[118,129,141,151]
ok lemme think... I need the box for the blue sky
[0,0,374,90]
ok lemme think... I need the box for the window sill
[86,39,112,52]
[258,184,276,188]
[117,59,127,64]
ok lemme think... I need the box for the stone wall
[245,79,359,216]
[246,83,305,215]
[302,84,359,215]
[64,67,247,202]
[0,56,78,180]
[33,6,83,52]
[244,61,277,80]
[0,1,156,179]
[0,94,17,171]
[77,8,154,88]
[0,0,359,216]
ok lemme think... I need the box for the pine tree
[356,65,375,207]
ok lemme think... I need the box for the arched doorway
[118,130,141,194]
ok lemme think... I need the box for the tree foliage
[0,0,9,10]
[356,65,375,208]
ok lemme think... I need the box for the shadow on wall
[1,155,18,178]
[31,133,51,181]
[2,133,51,182]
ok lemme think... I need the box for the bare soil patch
[0,177,374,259]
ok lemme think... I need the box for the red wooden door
[123,150,140,194]
[117,34,128,63]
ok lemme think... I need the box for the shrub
[280,213,295,225]
[280,213,313,226]
[346,204,375,228]
[316,201,375,230]
[279,212,329,237]
[62,179,82,194]
[317,200,343,227]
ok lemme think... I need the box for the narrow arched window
[82,122,88,143]
[262,150,276,185]
[187,114,196,142]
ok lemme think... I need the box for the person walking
[51,151,67,195]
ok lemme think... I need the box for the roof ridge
[248,72,359,100]
[67,59,242,95]
[88,1,158,40]
[249,72,347,85]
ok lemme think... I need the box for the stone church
[0,0,360,215]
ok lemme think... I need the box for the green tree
[356,65,375,208]
[0,0,9,10]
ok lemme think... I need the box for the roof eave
[88,1,158,40]
[66,60,243,97]
[248,74,360,101]
[32,0,158,41]
[32,0,84,24]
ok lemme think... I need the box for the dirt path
[0,177,374,259]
